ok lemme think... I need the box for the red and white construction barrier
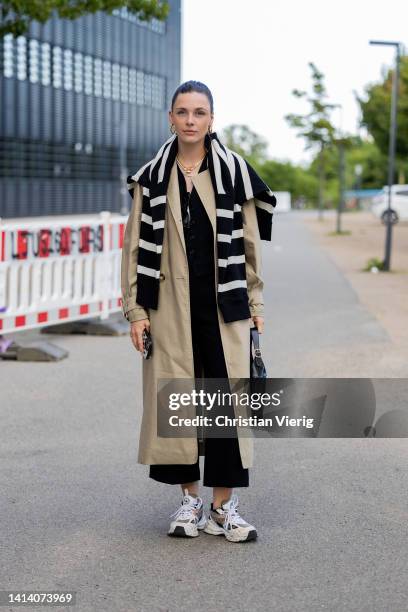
[0,211,127,334]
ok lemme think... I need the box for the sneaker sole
[204,519,257,542]
[168,525,200,537]
[168,514,207,538]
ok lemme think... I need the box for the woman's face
[169,91,213,146]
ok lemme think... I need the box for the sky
[181,0,407,166]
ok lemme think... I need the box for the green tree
[0,0,169,38]
[221,122,384,211]
[221,124,319,207]
[285,62,340,218]
[341,137,387,190]
[356,56,408,183]
[221,124,269,165]
[258,159,318,208]
[297,136,387,213]
[308,128,391,190]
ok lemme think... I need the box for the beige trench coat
[120,159,265,469]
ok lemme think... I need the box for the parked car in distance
[371,185,408,224]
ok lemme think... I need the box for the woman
[121,80,276,542]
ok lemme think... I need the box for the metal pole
[383,44,400,271]
[337,141,345,233]
[354,164,363,210]
[333,103,344,234]
[318,145,324,221]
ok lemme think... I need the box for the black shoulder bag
[250,327,267,420]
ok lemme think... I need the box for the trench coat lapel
[190,169,216,233]
[166,161,216,255]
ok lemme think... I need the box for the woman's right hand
[130,318,150,353]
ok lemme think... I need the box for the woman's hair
[171,80,214,113]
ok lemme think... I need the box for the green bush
[363,257,386,272]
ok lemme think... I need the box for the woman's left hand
[252,316,264,334]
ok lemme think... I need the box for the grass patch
[327,230,352,236]
[362,257,386,272]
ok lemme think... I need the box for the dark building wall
[0,2,181,218]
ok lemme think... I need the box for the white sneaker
[168,489,207,537]
[204,495,257,542]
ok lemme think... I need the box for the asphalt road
[1,211,407,612]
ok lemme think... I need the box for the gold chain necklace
[176,150,207,175]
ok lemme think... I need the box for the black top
[177,153,215,278]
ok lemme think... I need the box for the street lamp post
[369,40,401,271]
[337,141,346,233]
[332,103,346,234]
[354,164,363,210]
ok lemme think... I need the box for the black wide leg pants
[149,271,249,488]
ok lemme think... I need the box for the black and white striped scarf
[126,131,276,323]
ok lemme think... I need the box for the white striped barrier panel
[0,211,127,334]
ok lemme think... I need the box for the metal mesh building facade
[0,2,181,218]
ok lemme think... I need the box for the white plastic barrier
[273,191,291,212]
[0,211,127,334]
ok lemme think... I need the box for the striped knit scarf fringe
[126,131,276,323]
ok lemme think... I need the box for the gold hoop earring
[208,125,213,135]
[170,124,176,134]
